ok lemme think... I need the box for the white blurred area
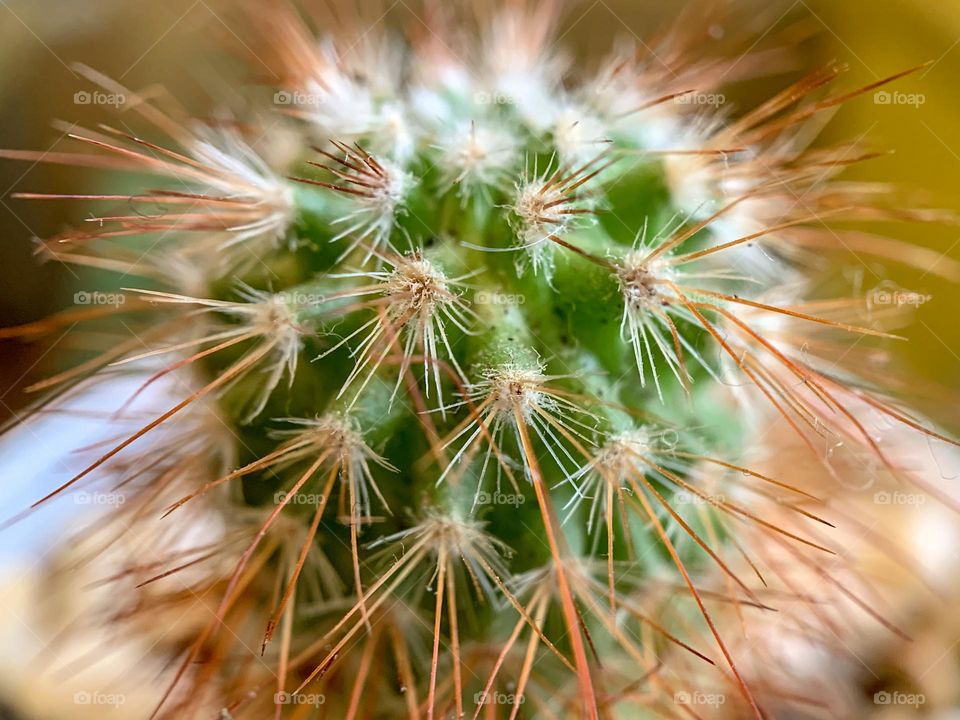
[0,372,183,564]
[0,370,225,719]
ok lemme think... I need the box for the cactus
[2,2,957,719]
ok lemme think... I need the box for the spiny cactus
[2,2,957,719]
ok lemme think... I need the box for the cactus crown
[2,2,955,719]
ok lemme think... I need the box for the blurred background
[0,0,957,718]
